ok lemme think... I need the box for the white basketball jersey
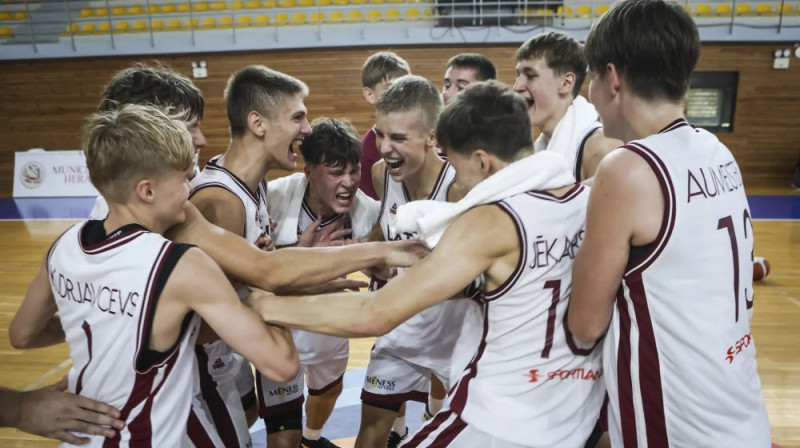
[191,154,270,246]
[49,221,201,448]
[371,161,468,374]
[291,199,350,365]
[447,186,603,447]
[603,118,770,448]
[573,122,602,180]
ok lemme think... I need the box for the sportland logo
[20,161,45,189]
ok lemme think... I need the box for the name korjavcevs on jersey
[49,267,139,317]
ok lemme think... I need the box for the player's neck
[540,98,572,140]
[621,97,685,143]
[303,188,337,220]
[104,203,162,235]
[224,137,269,193]
[403,148,445,201]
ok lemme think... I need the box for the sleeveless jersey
[573,122,603,180]
[447,185,603,447]
[371,161,468,374]
[291,199,351,365]
[191,154,270,247]
[50,221,200,448]
[603,118,770,448]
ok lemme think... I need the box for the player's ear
[247,111,265,138]
[473,149,492,176]
[135,178,155,204]
[362,87,377,105]
[560,71,576,96]
[425,131,438,149]
[606,63,622,96]
[303,164,312,179]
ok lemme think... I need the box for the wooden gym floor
[0,191,797,447]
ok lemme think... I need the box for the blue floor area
[1,195,799,220]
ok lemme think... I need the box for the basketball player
[513,32,621,182]
[441,53,496,105]
[359,52,411,200]
[89,65,426,315]
[0,380,124,445]
[189,65,316,448]
[266,118,380,448]
[568,1,771,446]
[9,104,300,447]
[247,80,605,448]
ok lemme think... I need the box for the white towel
[267,172,380,246]
[534,95,599,168]
[391,151,575,247]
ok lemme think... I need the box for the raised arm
[9,258,64,349]
[166,201,424,292]
[248,205,518,338]
[165,247,300,382]
[568,149,663,343]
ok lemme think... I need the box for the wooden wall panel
[0,43,797,197]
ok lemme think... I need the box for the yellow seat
[65,23,80,33]
[385,8,400,20]
[219,15,234,25]
[255,13,271,24]
[307,11,324,22]
[576,5,591,16]
[149,4,160,13]
[161,4,177,13]
[81,22,96,32]
[404,7,420,20]
[388,0,404,3]
[316,0,332,5]
[334,0,349,5]
[290,12,306,23]
[279,0,296,6]
[263,0,277,7]
[346,10,362,21]
[133,20,148,31]
[328,10,344,22]
[167,18,182,28]
[212,1,228,9]
[369,0,386,4]
[275,11,288,24]
[596,5,609,15]
[178,3,191,12]
[231,1,244,8]
[736,3,753,14]
[423,7,433,19]
[366,9,381,21]
[246,0,262,7]
[694,3,712,15]
[755,2,773,14]
[0,12,11,20]
[94,7,108,15]
[127,5,145,15]
[111,6,126,15]
[199,16,215,27]
[78,8,94,17]
[716,3,732,14]
[12,11,27,20]
[151,19,164,30]
[236,15,253,25]
[0,27,12,38]
[115,21,130,31]
[556,5,574,16]
[194,2,210,11]
[352,0,367,4]
[98,21,111,32]
[778,3,793,13]
[298,0,314,6]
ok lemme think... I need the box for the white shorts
[257,352,349,417]
[361,346,450,408]
[401,409,527,448]
[194,342,254,448]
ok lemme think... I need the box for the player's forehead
[375,110,424,135]
[515,57,550,74]
[445,66,480,83]
[278,93,307,119]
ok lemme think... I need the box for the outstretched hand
[14,378,125,445]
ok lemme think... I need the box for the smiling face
[305,161,361,216]
[513,57,571,136]
[442,66,481,105]
[264,93,312,171]
[374,109,431,182]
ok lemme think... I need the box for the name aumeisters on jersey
[50,267,138,317]
[687,160,744,203]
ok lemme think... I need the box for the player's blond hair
[83,104,193,203]
[376,75,442,135]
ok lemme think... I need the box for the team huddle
[7,0,772,447]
